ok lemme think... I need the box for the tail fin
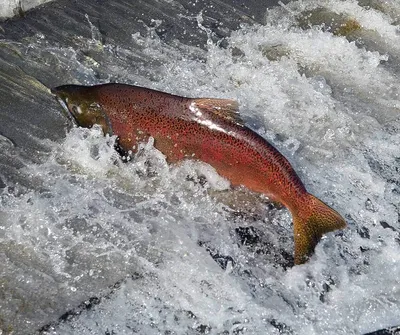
[293,194,346,265]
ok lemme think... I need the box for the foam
[1,1,400,334]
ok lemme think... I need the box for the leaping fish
[51,83,346,265]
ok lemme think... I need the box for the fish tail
[293,194,346,265]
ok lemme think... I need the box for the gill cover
[51,85,113,135]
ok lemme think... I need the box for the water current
[0,0,399,334]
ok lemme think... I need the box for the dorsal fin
[190,98,244,126]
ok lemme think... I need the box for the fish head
[51,85,112,135]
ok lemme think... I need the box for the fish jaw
[52,94,78,125]
[51,85,113,135]
[51,85,80,125]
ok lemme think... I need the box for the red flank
[52,83,346,264]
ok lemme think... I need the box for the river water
[0,0,399,334]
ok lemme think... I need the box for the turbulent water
[1,0,400,334]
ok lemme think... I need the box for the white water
[0,0,53,19]
[1,0,400,334]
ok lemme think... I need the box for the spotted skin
[51,83,346,265]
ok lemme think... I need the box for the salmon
[51,83,346,265]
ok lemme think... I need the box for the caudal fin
[293,194,346,265]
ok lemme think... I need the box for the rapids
[0,0,399,334]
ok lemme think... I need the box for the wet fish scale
[51,83,346,264]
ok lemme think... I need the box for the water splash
[1,0,400,334]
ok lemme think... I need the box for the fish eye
[71,105,81,115]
